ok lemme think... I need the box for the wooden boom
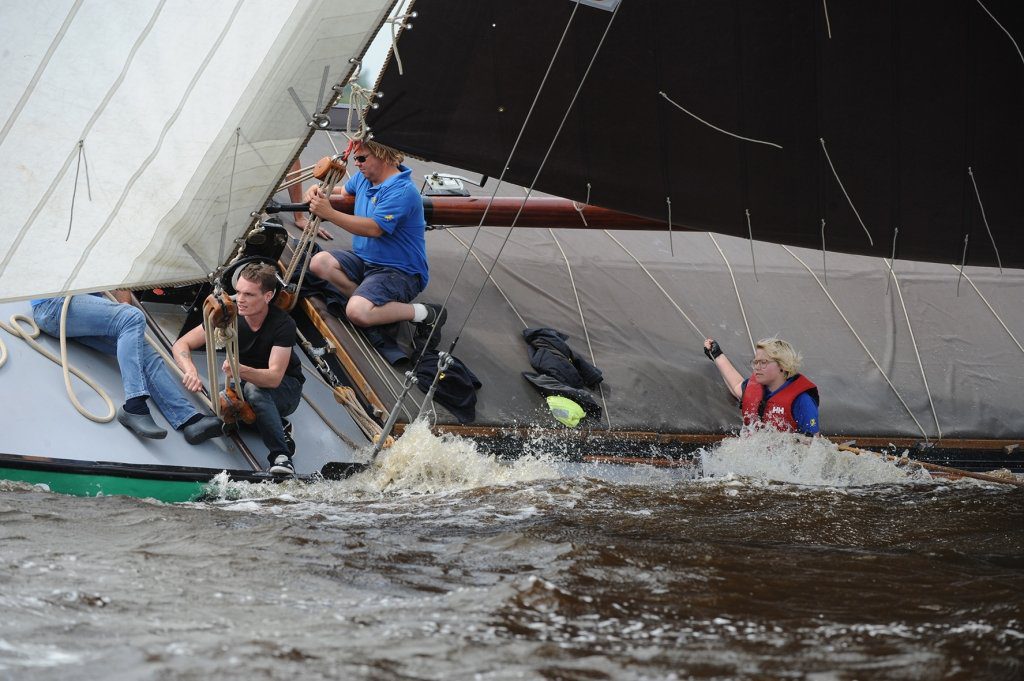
[317,195,678,230]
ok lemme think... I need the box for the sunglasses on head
[353,155,368,163]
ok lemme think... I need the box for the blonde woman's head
[755,337,802,377]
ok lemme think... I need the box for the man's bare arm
[171,325,208,393]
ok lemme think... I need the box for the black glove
[704,340,722,361]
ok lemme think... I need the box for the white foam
[351,419,560,494]
[0,639,83,670]
[200,422,957,505]
[699,428,932,487]
[203,419,561,503]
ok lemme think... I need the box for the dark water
[2,427,1022,680]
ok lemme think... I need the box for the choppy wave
[2,425,1021,681]
[201,422,967,507]
[699,427,933,487]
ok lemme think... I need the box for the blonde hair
[356,139,404,167]
[755,337,802,376]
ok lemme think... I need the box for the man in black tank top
[172,263,304,475]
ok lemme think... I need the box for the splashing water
[356,420,561,494]
[4,424,1021,680]
[202,419,561,503]
[699,427,933,486]
[200,422,958,506]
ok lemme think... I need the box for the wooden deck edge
[299,297,389,420]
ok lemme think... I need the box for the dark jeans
[241,376,302,463]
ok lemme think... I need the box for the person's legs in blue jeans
[33,296,209,435]
[241,376,303,465]
[33,295,150,401]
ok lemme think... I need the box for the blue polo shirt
[741,377,820,435]
[345,165,429,286]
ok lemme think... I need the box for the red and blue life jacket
[740,374,818,431]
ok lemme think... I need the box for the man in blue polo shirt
[307,140,445,338]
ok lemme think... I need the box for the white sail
[0,0,394,302]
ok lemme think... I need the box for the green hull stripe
[0,467,207,503]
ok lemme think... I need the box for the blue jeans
[241,376,302,462]
[33,295,201,430]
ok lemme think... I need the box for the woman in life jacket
[703,337,820,435]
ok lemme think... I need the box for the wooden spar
[836,443,1024,488]
[320,195,676,230]
[299,297,389,420]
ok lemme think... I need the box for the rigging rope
[820,218,828,286]
[549,229,611,429]
[60,294,116,423]
[202,290,244,422]
[956,234,970,296]
[571,183,592,228]
[967,166,1003,272]
[281,152,351,307]
[445,230,528,328]
[219,127,241,264]
[369,0,606,457]
[951,265,1024,356]
[883,259,942,438]
[334,315,420,420]
[745,208,759,281]
[885,227,899,295]
[66,139,91,242]
[782,245,929,439]
[442,0,622,350]
[384,0,417,76]
[1,292,215,425]
[658,91,784,149]
[278,163,317,192]
[708,234,755,353]
[418,0,588,351]
[666,197,674,257]
[819,137,874,246]
[0,301,115,423]
[297,358,392,446]
[294,326,395,445]
[602,231,704,341]
[975,0,1024,67]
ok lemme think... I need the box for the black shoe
[282,418,296,456]
[269,455,295,477]
[117,407,168,440]
[414,303,447,340]
[183,415,223,445]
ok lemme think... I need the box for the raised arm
[704,338,745,400]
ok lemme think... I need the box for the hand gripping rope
[278,146,352,310]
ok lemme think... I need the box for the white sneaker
[269,455,295,476]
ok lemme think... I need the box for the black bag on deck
[412,340,482,424]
